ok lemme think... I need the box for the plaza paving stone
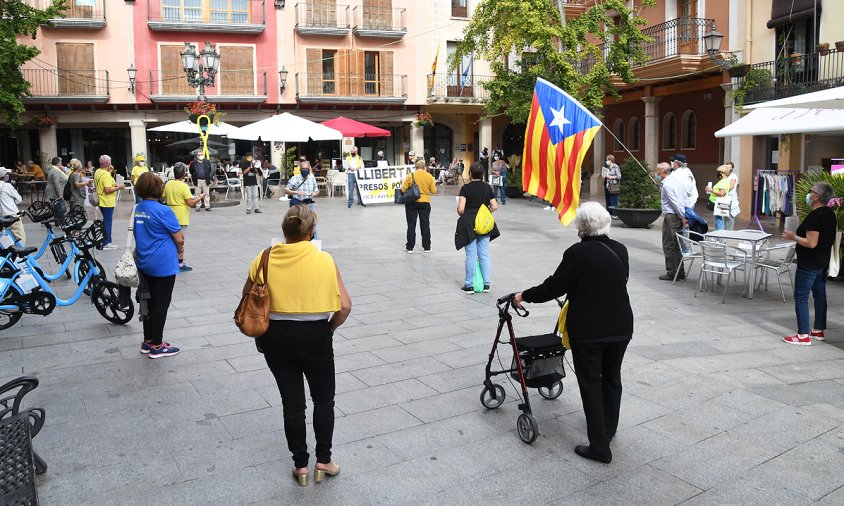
[3,186,844,505]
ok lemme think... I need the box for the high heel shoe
[292,467,309,487]
[313,461,340,483]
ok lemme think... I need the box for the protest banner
[355,165,414,204]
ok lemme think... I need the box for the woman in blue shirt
[133,172,185,358]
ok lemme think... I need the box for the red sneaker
[810,330,826,341]
[783,334,812,346]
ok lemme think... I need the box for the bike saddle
[0,215,20,228]
[7,245,37,258]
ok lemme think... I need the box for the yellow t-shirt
[401,169,438,203]
[248,241,341,314]
[162,180,193,226]
[131,165,149,185]
[31,164,45,180]
[94,168,117,208]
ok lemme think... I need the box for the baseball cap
[0,168,7,178]
[135,154,145,162]
[669,153,687,163]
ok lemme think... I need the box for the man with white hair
[658,163,688,280]
[670,153,698,208]
[0,167,25,244]
[94,154,124,250]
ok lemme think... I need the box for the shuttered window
[306,0,337,27]
[363,0,391,29]
[56,43,95,95]
[379,51,393,97]
[160,45,194,95]
[306,48,323,95]
[305,48,393,97]
[220,46,254,95]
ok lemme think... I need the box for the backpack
[63,177,73,201]
[474,204,495,235]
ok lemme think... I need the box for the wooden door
[56,43,95,95]
[309,0,337,27]
[160,45,194,95]
[220,46,254,95]
[677,0,698,54]
[336,49,351,96]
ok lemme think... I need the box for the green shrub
[618,157,660,209]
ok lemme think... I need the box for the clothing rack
[751,169,796,231]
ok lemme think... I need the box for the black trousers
[571,340,629,456]
[405,201,431,251]
[261,320,336,469]
[141,273,175,346]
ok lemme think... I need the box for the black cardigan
[522,235,633,343]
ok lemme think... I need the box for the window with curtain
[322,50,336,94]
[452,0,467,18]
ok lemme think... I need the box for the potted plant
[184,101,224,125]
[835,41,844,52]
[726,54,749,78]
[790,53,803,66]
[414,112,434,128]
[733,68,773,108]
[613,157,661,228]
[32,113,58,129]
[818,42,830,56]
[505,154,523,198]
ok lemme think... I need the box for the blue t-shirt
[133,200,181,277]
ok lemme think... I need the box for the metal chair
[695,241,749,303]
[226,174,242,200]
[0,376,46,475]
[674,232,702,284]
[754,242,797,303]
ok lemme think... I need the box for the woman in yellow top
[401,159,438,253]
[162,163,205,272]
[705,164,738,231]
[244,205,351,487]
[130,155,149,204]
[94,154,124,250]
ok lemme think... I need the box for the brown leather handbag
[234,247,271,337]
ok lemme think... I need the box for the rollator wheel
[538,380,563,400]
[480,384,505,409]
[516,413,538,444]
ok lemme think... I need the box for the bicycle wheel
[50,241,71,280]
[0,282,24,330]
[74,259,105,296]
[92,281,134,324]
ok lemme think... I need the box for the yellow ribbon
[196,114,212,159]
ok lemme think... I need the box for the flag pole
[597,122,661,188]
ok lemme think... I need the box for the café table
[704,229,772,299]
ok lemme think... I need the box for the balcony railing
[352,6,406,38]
[28,0,106,29]
[295,2,350,36]
[147,70,268,102]
[295,72,407,103]
[426,74,491,103]
[735,49,844,106]
[577,17,715,75]
[147,0,265,33]
[22,68,109,103]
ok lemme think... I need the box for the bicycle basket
[74,220,106,249]
[26,201,53,223]
[61,207,88,231]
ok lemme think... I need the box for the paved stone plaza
[2,187,843,505]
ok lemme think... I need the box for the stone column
[642,96,662,170]
[410,122,424,161]
[479,117,492,155]
[721,83,736,164]
[590,127,605,198]
[129,120,148,160]
[38,125,58,161]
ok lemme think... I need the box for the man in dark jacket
[190,152,213,211]
[514,202,633,464]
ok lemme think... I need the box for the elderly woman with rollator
[513,202,633,464]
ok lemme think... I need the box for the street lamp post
[180,42,221,101]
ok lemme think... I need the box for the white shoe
[543,206,553,211]
[101,244,118,251]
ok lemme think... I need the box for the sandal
[313,461,340,483]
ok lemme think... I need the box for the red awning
[320,116,392,138]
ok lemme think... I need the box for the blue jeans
[100,206,114,245]
[308,202,318,240]
[347,173,363,206]
[604,187,618,216]
[713,215,735,230]
[794,267,826,334]
[464,236,491,287]
[492,185,506,203]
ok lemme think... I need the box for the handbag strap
[125,204,137,251]
[595,240,627,281]
[256,247,271,287]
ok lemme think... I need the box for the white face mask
[806,193,813,206]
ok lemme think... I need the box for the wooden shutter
[220,46,254,95]
[348,50,364,96]
[160,45,193,95]
[306,48,322,96]
[56,43,95,95]
[363,0,390,29]
[310,0,336,27]
[336,49,351,96]
[379,50,394,97]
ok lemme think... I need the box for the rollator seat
[516,333,565,354]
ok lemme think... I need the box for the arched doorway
[423,124,452,166]
[501,123,526,162]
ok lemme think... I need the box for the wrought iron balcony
[577,17,715,76]
[295,73,407,103]
[352,6,406,39]
[295,2,350,36]
[734,49,844,106]
[426,74,491,103]
[147,0,265,33]
[22,68,109,103]
[147,70,268,102]
[28,0,106,29]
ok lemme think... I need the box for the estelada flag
[522,78,601,225]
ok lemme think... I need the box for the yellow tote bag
[474,204,495,235]
[556,299,570,350]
